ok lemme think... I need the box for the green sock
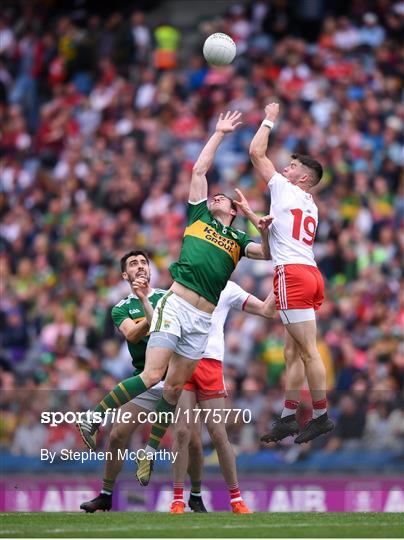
[94,375,147,419]
[101,478,115,495]
[190,480,202,496]
[147,397,177,450]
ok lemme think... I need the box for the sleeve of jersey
[187,199,209,225]
[267,172,289,200]
[111,305,129,328]
[229,283,250,310]
[239,232,255,258]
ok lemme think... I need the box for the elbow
[124,330,140,343]
[249,145,258,159]
[120,329,130,341]
[249,145,262,160]
[123,332,133,342]
[192,163,207,176]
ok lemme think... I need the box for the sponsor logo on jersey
[129,308,141,314]
[184,220,241,264]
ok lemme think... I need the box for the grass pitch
[1,512,403,538]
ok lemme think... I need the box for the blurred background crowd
[1,0,403,470]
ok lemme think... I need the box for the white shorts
[131,381,164,411]
[279,308,316,325]
[149,291,212,360]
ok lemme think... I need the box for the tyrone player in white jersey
[248,102,334,445]
[169,280,275,514]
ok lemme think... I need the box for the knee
[298,347,320,363]
[189,434,202,453]
[109,426,130,448]
[175,425,192,447]
[284,345,295,365]
[163,383,182,402]
[208,426,228,448]
[189,426,202,450]
[142,368,164,387]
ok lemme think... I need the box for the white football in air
[203,33,236,66]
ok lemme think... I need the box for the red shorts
[183,358,227,401]
[274,264,324,311]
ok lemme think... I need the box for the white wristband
[261,119,274,129]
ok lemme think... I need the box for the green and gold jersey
[111,288,167,375]
[169,200,254,305]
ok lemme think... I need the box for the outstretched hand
[216,111,243,133]
[233,188,251,215]
[258,215,274,232]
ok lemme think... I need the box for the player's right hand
[132,277,148,298]
[233,188,251,214]
[264,103,279,122]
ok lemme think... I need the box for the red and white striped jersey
[268,172,318,268]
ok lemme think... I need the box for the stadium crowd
[1,0,403,464]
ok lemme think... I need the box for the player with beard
[80,251,207,512]
[76,111,271,487]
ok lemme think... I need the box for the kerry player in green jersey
[77,112,270,486]
[80,250,206,512]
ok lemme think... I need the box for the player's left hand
[233,188,251,214]
[216,111,243,133]
[258,215,274,231]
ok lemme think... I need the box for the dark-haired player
[249,103,334,444]
[80,250,207,512]
[77,111,270,486]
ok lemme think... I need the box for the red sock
[281,399,299,418]
[173,482,184,502]
[229,483,242,502]
[312,398,327,418]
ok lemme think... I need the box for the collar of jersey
[210,217,235,232]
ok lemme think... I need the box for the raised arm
[249,103,279,181]
[234,188,262,231]
[233,188,272,260]
[189,111,242,203]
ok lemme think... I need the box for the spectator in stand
[325,395,367,452]
[0,0,402,462]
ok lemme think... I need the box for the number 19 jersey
[268,172,318,268]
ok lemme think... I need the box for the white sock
[281,407,297,418]
[313,408,327,419]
